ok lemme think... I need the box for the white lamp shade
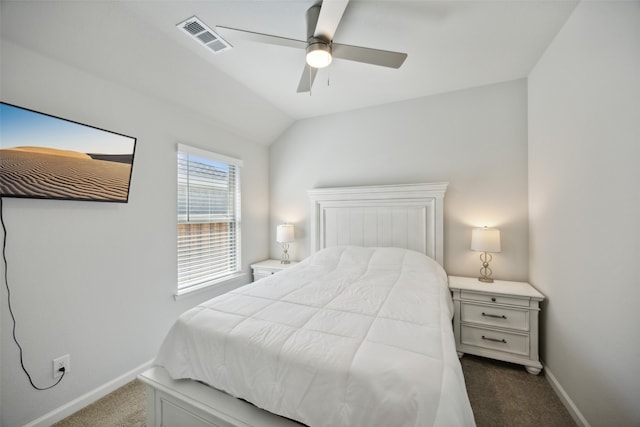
[471,227,501,253]
[276,224,294,243]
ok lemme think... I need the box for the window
[177,144,242,294]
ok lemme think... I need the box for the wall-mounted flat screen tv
[0,102,136,203]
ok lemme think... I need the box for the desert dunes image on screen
[0,103,136,202]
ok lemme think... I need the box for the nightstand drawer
[461,325,529,357]
[251,260,299,282]
[253,271,276,281]
[461,303,529,331]
[461,291,530,307]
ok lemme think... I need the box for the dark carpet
[54,355,576,426]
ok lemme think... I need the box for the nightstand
[250,259,299,282]
[448,275,545,374]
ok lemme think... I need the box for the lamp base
[280,243,290,264]
[478,252,494,283]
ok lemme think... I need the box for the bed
[139,182,476,427]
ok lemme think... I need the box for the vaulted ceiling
[0,1,577,145]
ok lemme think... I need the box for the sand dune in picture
[0,147,132,201]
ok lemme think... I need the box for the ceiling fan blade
[215,26,306,50]
[332,43,407,68]
[314,0,349,40]
[296,64,318,93]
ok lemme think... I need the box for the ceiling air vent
[177,16,232,54]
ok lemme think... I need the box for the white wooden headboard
[308,182,448,265]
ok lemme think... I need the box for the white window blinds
[177,144,242,291]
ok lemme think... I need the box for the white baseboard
[544,364,591,427]
[23,359,154,427]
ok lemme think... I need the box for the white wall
[528,2,640,426]
[270,79,529,280]
[0,41,270,426]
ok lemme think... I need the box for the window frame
[175,143,244,298]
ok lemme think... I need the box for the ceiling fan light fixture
[306,42,332,68]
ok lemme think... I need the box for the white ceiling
[0,1,578,145]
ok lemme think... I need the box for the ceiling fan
[215,0,408,93]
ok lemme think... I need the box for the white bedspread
[155,246,475,427]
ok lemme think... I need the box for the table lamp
[276,224,294,264]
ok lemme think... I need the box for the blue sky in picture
[0,103,134,155]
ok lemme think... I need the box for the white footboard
[138,367,303,427]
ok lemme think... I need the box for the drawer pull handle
[482,335,507,343]
[491,297,497,302]
[482,312,507,319]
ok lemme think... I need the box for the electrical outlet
[53,354,70,378]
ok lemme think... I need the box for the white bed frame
[139,182,448,427]
[308,182,447,265]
